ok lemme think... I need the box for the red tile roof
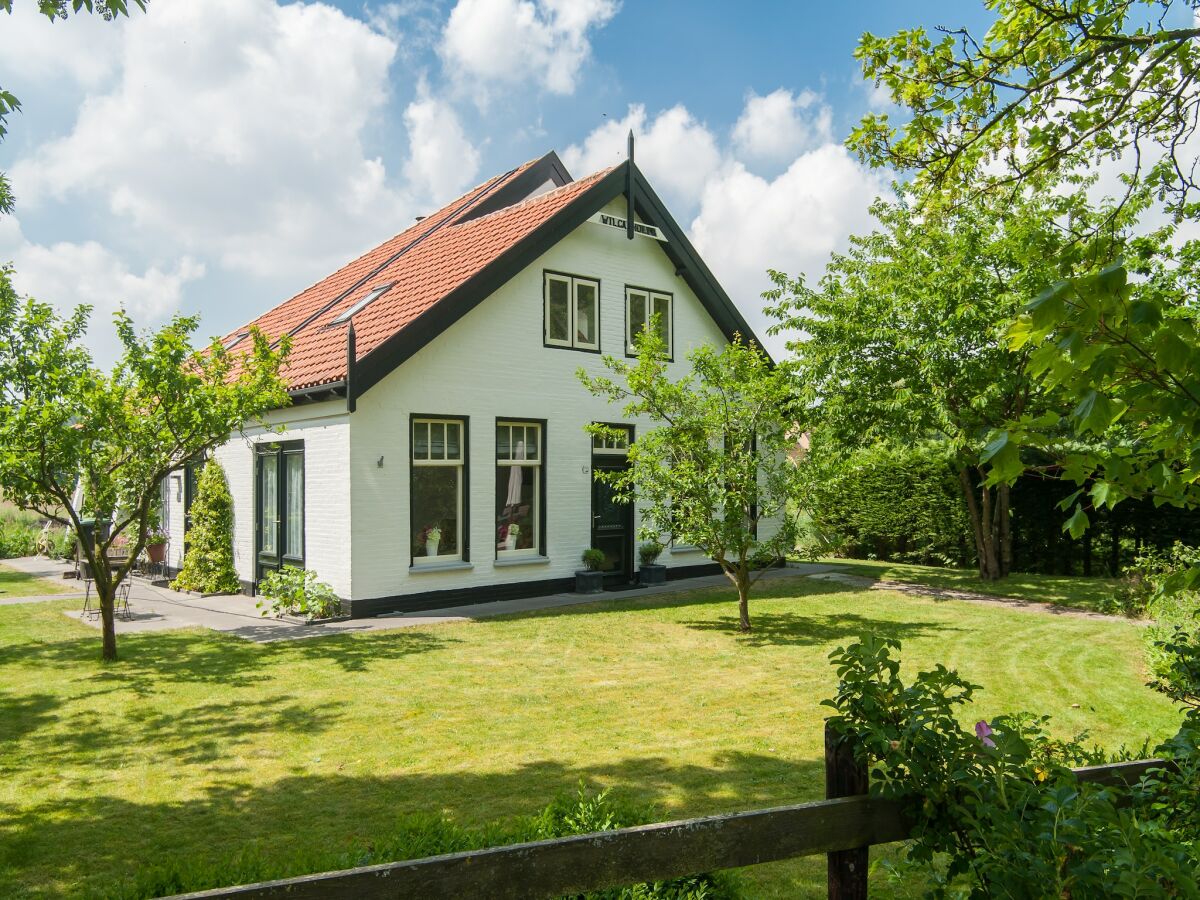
[225,157,614,392]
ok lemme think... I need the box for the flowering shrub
[256,566,341,620]
[824,635,1200,896]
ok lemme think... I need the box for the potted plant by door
[575,548,606,594]
[638,541,666,585]
[145,529,168,564]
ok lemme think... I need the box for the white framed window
[625,287,672,356]
[411,417,465,563]
[496,421,542,558]
[545,272,600,351]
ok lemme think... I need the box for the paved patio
[1,556,841,643]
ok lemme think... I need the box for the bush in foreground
[825,634,1200,896]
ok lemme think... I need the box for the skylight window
[223,331,249,350]
[333,283,393,324]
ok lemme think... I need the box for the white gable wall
[348,199,742,602]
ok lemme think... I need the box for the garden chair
[79,560,133,621]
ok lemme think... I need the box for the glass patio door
[256,442,304,581]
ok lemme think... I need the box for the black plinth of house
[342,563,722,618]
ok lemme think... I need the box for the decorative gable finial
[626,130,635,240]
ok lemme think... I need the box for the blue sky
[0,0,997,362]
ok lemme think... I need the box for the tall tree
[578,328,801,632]
[850,0,1200,215]
[766,183,1131,580]
[0,267,289,660]
[848,1,1200,583]
[0,1,147,214]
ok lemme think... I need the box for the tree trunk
[956,466,1008,581]
[997,482,1012,577]
[101,590,118,661]
[737,576,751,633]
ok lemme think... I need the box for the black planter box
[575,570,605,594]
[639,564,667,585]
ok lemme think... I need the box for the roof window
[333,283,394,324]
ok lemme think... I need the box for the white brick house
[163,150,772,616]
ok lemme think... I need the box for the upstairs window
[626,287,672,357]
[545,272,600,351]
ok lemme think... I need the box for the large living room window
[625,286,672,357]
[496,421,543,558]
[411,417,466,563]
[544,271,600,352]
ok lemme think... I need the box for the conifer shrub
[171,459,240,594]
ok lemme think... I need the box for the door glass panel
[284,453,303,558]
[575,282,597,346]
[260,454,278,555]
[547,278,570,342]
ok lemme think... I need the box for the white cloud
[440,0,618,95]
[0,3,121,85]
[562,104,722,212]
[732,89,833,169]
[404,87,484,203]
[0,216,204,365]
[7,0,415,281]
[690,147,889,354]
[562,95,888,355]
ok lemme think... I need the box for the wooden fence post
[825,722,869,900]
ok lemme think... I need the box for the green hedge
[801,442,973,567]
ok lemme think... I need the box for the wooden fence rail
[167,729,1177,900]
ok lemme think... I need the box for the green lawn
[0,575,1178,898]
[0,563,72,598]
[820,557,1123,613]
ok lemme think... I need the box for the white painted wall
[348,199,743,602]
[163,400,352,598]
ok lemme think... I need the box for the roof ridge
[448,166,613,231]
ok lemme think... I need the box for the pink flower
[975,720,996,749]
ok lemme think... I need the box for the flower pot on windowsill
[575,570,604,594]
[425,539,440,558]
[639,563,667,585]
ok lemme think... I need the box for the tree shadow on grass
[680,611,952,648]
[0,626,458,688]
[0,751,829,898]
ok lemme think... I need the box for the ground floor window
[411,417,466,562]
[496,421,542,556]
